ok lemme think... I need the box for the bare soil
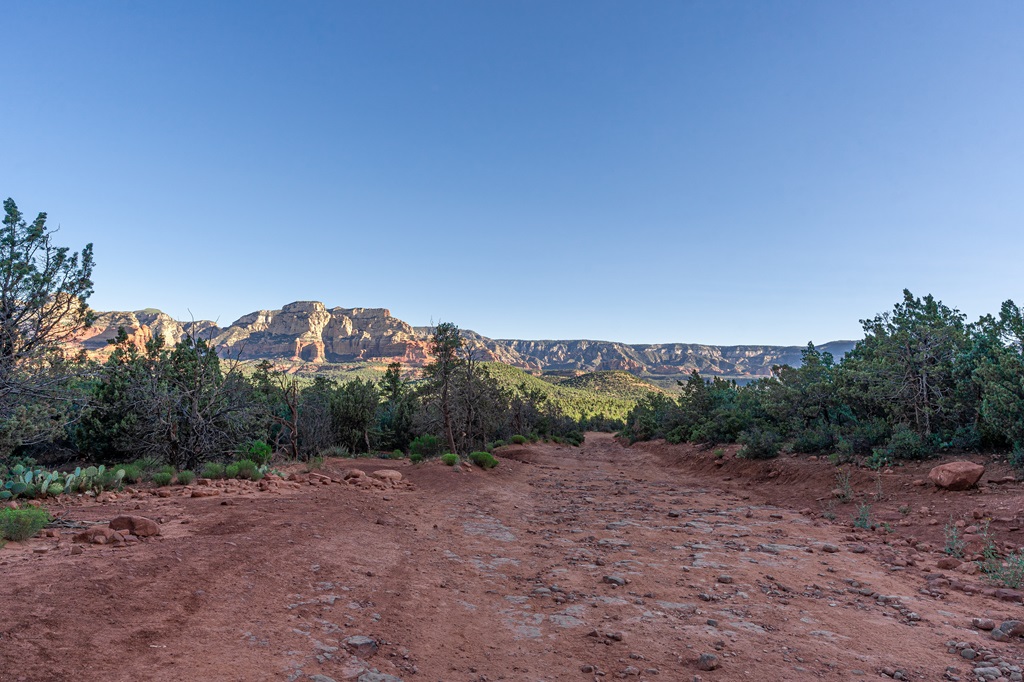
[2,434,1024,681]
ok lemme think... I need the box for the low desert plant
[152,472,173,487]
[441,453,459,466]
[853,503,872,529]
[944,520,966,558]
[0,507,50,541]
[319,445,350,458]
[835,469,853,502]
[118,463,144,484]
[225,463,241,479]
[176,470,196,485]
[201,462,226,479]
[233,459,262,480]
[409,434,442,459]
[510,435,527,445]
[469,451,498,470]
[409,452,423,464]
[982,551,1024,589]
[132,456,163,477]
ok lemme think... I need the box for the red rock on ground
[109,515,161,537]
[929,461,985,490]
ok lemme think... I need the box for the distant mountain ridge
[75,301,857,380]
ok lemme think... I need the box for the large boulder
[929,462,985,491]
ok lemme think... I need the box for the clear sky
[3,2,1021,345]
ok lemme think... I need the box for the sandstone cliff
[76,301,856,379]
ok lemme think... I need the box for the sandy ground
[2,433,1024,681]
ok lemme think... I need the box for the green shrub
[224,463,240,479]
[1011,445,1024,474]
[792,424,836,454]
[469,451,498,469]
[441,453,459,466]
[237,440,273,465]
[201,462,226,479]
[233,459,262,480]
[0,507,50,541]
[152,472,173,487]
[320,445,350,458]
[409,434,442,459]
[486,440,507,451]
[157,464,175,476]
[132,456,163,477]
[510,435,527,445]
[176,470,196,485]
[877,424,933,461]
[409,452,423,464]
[119,463,144,484]
[391,449,404,459]
[737,427,781,460]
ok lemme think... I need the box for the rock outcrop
[73,301,856,379]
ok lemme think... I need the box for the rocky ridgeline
[76,300,855,378]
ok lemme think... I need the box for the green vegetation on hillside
[559,370,669,402]
[479,364,638,421]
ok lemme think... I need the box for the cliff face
[495,339,857,377]
[76,301,856,378]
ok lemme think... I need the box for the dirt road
[2,434,1021,681]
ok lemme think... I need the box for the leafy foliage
[1,198,94,456]
[0,506,49,541]
[623,291,1024,466]
[469,451,498,469]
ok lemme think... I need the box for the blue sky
[3,2,1021,345]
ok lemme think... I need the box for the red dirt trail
[2,433,1023,681]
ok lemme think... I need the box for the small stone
[717,575,733,584]
[960,648,977,660]
[344,635,379,657]
[973,618,996,631]
[190,488,221,498]
[603,575,627,587]
[820,543,839,553]
[357,673,402,682]
[696,653,720,671]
